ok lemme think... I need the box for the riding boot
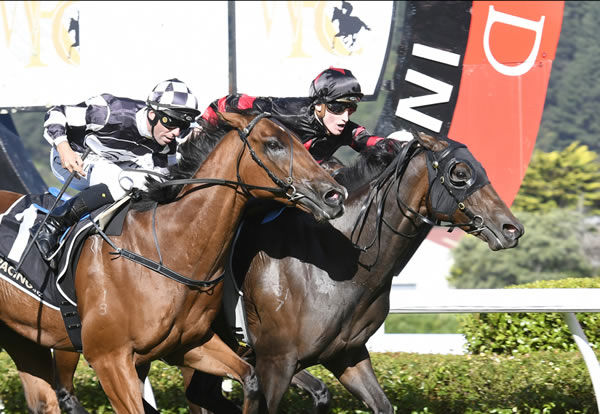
[32,183,115,260]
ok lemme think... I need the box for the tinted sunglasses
[157,111,190,130]
[326,101,357,115]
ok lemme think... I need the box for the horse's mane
[132,121,231,210]
[334,139,404,193]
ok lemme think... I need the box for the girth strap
[59,301,83,352]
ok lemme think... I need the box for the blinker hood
[425,138,490,217]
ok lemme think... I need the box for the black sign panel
[375,1,472,138]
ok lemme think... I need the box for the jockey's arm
[346,121,384,153]
[201,94,273,126]
[43,95,110,149]
[43,94,116,176]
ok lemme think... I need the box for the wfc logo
[0,0,80,67]
[261,0,371,57]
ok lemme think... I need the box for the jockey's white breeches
[50,147,151,199]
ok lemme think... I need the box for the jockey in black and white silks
[34,78,201,260]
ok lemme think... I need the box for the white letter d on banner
[483,6,545,77]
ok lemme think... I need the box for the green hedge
[0,351,596,413]
[460,277,600,355]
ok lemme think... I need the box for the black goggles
[326,101,357,115]
[157,111,190,130]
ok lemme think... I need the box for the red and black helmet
[309,67,364,104]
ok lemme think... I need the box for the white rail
[375,288,600,412]
[388,288,600,313]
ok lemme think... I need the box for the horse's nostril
[324,189,343,207]
[502,223,521,240]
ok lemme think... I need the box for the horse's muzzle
[483,218,524,250]
[323,186,346,209]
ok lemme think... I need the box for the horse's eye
[449,163,471,186]
[265,139,284,152]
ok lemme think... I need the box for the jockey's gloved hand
[376,138,403,155]
[129,188,144,202]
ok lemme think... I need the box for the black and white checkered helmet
[146,78,200,122]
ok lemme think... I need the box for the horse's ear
[417,132,448,152]
[217,111,251,129]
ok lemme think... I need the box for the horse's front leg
[253,352,298,413]
[84,349,145,413]
[53,350,90,414]
[291,369,331,414]
[323,345,393,414]
[169,333,260,414]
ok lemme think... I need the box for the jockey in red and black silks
[202,67,384,164]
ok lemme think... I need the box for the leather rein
[93,112,303,289]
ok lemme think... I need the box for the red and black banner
[376,1,564,207]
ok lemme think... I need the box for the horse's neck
[338,154,430,286]
[154,141,249,280]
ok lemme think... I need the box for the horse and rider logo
[331,1,371,49]
[67,10,80,59]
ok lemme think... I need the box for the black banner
[375,1,472,138]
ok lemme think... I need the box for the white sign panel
[0,1,229,110]
[235,1,394,99]
[0,1,393,110]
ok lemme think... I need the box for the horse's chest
[320,294,388,351]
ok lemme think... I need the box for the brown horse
[28,133,524,413]
[0,111,346,413]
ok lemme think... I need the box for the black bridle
[154,112,303,201]
[350,137,491,270]
[99,112,310,289]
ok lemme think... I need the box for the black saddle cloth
[0,192,121,310]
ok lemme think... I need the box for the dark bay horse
[184,132,524,412]
[35,133,524,413]
[0,112,346,413]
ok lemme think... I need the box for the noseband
[234,112,302,202]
